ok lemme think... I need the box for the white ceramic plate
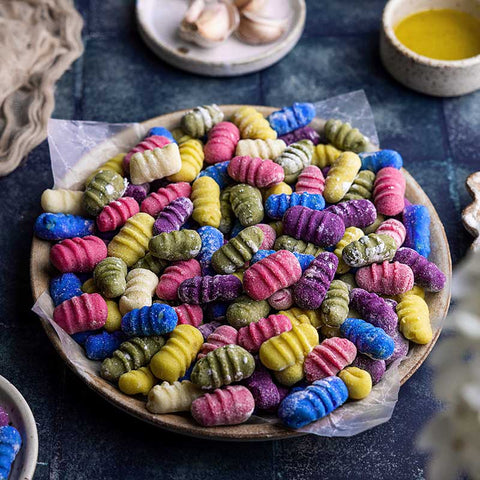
[136,0,306,76]
[0,376,38,480]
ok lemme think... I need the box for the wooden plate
[31,106,452,441]
[136,0,306,77]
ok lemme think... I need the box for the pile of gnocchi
[34,102,446,429]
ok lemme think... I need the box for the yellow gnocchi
[191,176,221,228]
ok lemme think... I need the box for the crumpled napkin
[0,0,83,176]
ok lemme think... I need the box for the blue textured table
[1,1,478,478]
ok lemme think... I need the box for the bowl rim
[382,0,480,68]
[30,105,452,441]
[0,375,38,479]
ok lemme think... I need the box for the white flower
[418,251,480,480]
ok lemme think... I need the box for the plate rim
[30,105,452,441]
[135,0,307,76]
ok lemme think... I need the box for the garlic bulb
[179,0,240,48]
[236,9,289,45]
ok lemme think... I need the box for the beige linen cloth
[0,0,83,176]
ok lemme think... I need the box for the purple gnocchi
[243,363,286,411]
[393,247,446,292]
[153,196,193,234]
[292,252,338,309]
[198,321,223,340]
[124,182,150,204]
[178,275,242,304]
[351,355,386,384]
[279,126,321,146]
[349,288,398,335]
[325,199,377,228]
[283,205,345,247]
[387,328,410,364]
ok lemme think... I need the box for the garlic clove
[236,10,289,45]
[179,0,240,48]
[196,4,231,41]
[234,0,266,13]
[184,0,207,23]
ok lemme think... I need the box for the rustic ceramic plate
[136,0,306,76]
[0,376,38,479]
[31,106,451,441]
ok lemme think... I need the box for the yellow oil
[394,9,480,60]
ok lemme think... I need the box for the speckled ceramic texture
[380,0,480,97]
[30,106,452,441]
[0,376,38,479]
[136,0,306,77]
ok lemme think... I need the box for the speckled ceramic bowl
[0,376,38,479]
[380,0,480,97]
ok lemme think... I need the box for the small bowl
[0,376,38,480]
[380,0,480,97]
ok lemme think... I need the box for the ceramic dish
[0,376,38,479]
[136,0,306,76]
[30,105,451,441]
[380,0,480,97]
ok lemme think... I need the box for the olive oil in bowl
[394,9,480,61]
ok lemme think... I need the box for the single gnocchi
[191,176,222,228]
[167,139,204,183]
[119,268,159,315]
[130,143,182,184]
[231,106,277,140]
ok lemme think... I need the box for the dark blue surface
[0,0,478,478]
